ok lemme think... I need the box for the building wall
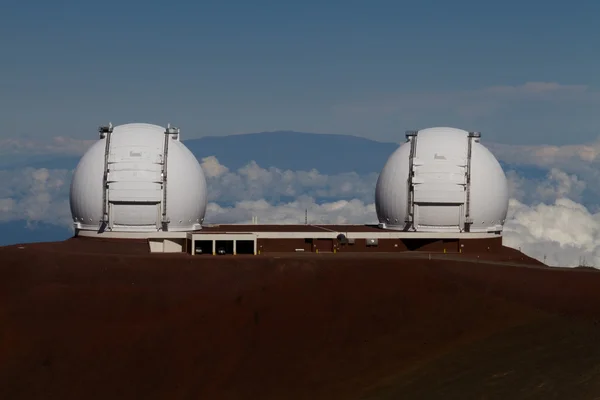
[458,236,502,253]
[315,239,334,252]
[338,239,406,252]
[256,237,502,254]
[257,238,312,253]
[336,238,457,253]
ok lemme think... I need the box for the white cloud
[506,168,586,205]
[205,196,376,225]
[0,167,73,228]
[201,156,229,178]
[488,140,600,166]
[491,140,600,209]
[503,198,600,268]
[0,198,16,213]
[200,156,378,204]
[499,168,600,268]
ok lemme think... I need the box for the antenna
[305,209,308,225]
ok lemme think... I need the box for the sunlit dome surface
[375,127,509,233]
[70,122,207,233]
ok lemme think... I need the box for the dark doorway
[215,240,234,255]
[402,238,439,251]
[236,240,255,255]
[194,240,213,255]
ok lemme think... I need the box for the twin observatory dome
[69,123,509,236]
[70,123,208,233]
[376,127,508,233]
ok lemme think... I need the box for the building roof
[198,224,388,233]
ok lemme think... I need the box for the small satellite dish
[336,233,348,244]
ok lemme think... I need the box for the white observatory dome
[70,122,208,235]
[375,127,508,233]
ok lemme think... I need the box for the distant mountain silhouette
[184,131,399,174]
[0,130,550,178]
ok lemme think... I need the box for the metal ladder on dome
[98,123,113,233]
[160,124,179,231]
[463,131,479,232]
[404,130,418,231]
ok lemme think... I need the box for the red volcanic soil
[2,238,600,399]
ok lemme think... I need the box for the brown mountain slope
[1,239,599,399]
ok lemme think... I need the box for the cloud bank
[503,199,600,268]
[1,156,599,268]
[0,167,73,229]
[201,156,378,204]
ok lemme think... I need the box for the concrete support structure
[186,226,502,256]
[75,224,504,255]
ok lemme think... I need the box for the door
[414,203,463,231]
[106,145,164,229]
[314,239,333,253]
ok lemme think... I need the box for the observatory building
[70,122,208,244]
[375,127,509,233]
[69,123,508,256]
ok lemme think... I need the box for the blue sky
[1,0,600,145]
